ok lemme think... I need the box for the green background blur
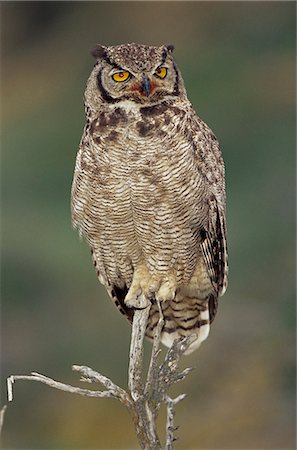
[1,2,296,449]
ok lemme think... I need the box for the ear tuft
[165,44,175,53]
[91,45,107,59]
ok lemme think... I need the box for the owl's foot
[125,264,151,309]
[156,276,177,302]
[125,291,150,310]
[125,264,177,308]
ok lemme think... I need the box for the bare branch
[165,394,186,450]
[71,365,130,403]
[3,301,194,449]
[128,301,151,401]
[145,299,164,398]
[0,405,7,436]
[151,335,196,405]
[127,302,162,449]
[7,372,122,402]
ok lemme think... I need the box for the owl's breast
[83,104,208,282]
[124,107,208,280]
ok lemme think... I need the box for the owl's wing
[71,136,94,238]
[200,197,228,297]
[189,112,228,298]
[72,130,135,324]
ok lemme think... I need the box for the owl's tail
[146,291,216,355]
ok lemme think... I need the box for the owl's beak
[141,75,151,97]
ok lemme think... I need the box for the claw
[156,276,177,302]
[124,264,177,308]
[125,290,150,309]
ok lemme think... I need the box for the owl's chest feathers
[90,102,190,178]
[88,103,206,219]
[81,102,209,281]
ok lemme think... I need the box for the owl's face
[89,43,184,106]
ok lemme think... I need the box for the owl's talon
[125,293,150,309]
[124,263,152,308]
[125,284,150,309]
[146,277,161,298]
[143,289,155,303]
[156,277,177,302]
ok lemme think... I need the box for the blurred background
[1,2,295,449]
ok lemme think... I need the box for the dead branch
[3,300,194,449]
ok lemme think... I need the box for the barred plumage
[71,43,228,354]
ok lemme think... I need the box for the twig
[3,300,194,449]
[72,365,130,403]
[7,372,128,402]
[0,405,7,436]
[165,395,186,450]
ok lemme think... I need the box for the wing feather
[200,202,228,296]
[187,110,228,296]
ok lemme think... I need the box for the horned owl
[71,43,228,354]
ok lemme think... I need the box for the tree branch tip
[30,372,47,379]
[80,376,92,384]
[168,393,186,405]
[72,365,99,381]
[72,364,96,374]
[72,364,86,372]
[178,334,197,353]
[6,376,14,402]
[0,405,7,434]
[179,367,194,378]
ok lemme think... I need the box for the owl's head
[86,43,186,107]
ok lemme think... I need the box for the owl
[71,43,228,354]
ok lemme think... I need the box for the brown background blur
[1,2,296,449]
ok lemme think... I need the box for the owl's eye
[154,67,167,79]
[112,71,131,82]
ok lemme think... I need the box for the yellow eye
[154,67,167,79]
[112,71,130,82]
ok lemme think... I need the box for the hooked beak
[141,75,151,97]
